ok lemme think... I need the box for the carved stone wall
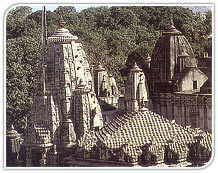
[151,93,212,132]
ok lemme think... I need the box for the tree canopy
[6,6,212,133]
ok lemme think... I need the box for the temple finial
[10,124,15,130]
[170,15,174,26]
[132,62,141,71]
[59,16,66,28]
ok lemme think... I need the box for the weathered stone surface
[23,14,212,167]
[26,18,103,166]
[94,64,119,110]
[124,63,149,112]
[150,21,197,93]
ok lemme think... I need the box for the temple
[149,20,212,133]
[25,17,103,166]
[6,10,212,167]
[123,18,212,133]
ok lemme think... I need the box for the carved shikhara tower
[125,63,149,112]
[26,19,103,166]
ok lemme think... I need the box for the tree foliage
[6,6,212,133]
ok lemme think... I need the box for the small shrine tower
[6,125,23,166]
[125,63,149,112]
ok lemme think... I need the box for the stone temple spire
[125,62,149,112]
[164,16,181,34]
[48,16,78,43]
[26,9,104,165]
[150,14,197,93]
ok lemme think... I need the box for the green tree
[6,6,32,39]
[6,5,212,133]
[6,36,41,132]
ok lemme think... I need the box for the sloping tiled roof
[97,111,199,147]
[80,110,212,160]
[28,125,52,147]
[200,131,212,152]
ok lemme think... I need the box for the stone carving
[26,17,103,165]
[93,64,120,110]
[23,12,212,167]
[125,62,149,112]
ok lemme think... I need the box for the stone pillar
[26,147,32,166]
[160,101,164,116]
[171,95,175,120]
[94,64,106,97]
[39,148,48,166]
[183,104,187,126]
[167,94,173,120]
[174,105,178,123]
[150,96,155,113]
[157,101,161,115]
[181,104,185,126]
[61,118,76,148]
[131,99,138,112]
[207,105,212,133]
[203,105,208,131]
[72,84,103,138]
[199,105,204,130]
[48,145,59,166]
[109,75,119,96]
[174,96,181,124]
[178,101,182,125]
[161,95,168,117]
[186,105,191,126]
[164,98,168,118]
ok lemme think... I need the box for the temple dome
[7,125,20,139]
[150,19,197,92]
[48,18,78,43]
[51,28,75,37]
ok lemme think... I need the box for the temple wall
[98,96,119,110]
[151,93,212,132]
[178,69,208,91]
